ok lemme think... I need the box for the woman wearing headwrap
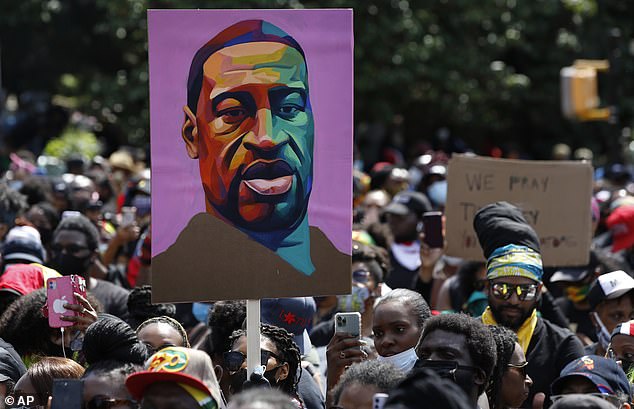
[474,202,584,408]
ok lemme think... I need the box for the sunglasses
[490,282,539,301]
[352,269,371,284]
[507,361,528,378]
[223,349,282,372]
[85,396,139,409]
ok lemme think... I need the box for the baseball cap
[126,347,220,406]
[2,226,45,264]
[606,205,634,252]
[383,191,432,217]
[611,320,634,339]
[261,297,315,356]
[551,267,592,283]
[550,394,617,409]
[587,270,634,309]
[551,355,631,399]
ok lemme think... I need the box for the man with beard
[153,19,349,301]
[474,202,584,408]
[49,214,129,320]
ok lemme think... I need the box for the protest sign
[445,155,593,266]
[148,9,353,302]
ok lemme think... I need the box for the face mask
[592,312,612,350]
[427,180,447,206]
[262,366,282,387]
[377,347,418,373]
[565,283,591,303]
[465,291,488,317]
[337,286,370,313]
[192,302,211,323]
[443,255,463,267]
[229,368,247,394]
[49,252,91,276]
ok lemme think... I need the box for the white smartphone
[373,393,388,409]
[334,312,361,337]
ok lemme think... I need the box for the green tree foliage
[1,0,632,160]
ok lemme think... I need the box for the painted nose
[243,108,288,152]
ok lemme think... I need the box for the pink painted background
[148,9,353,256]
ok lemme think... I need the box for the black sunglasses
[85,396,139,409]
[223,349,282,372]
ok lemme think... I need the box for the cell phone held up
[334,312,361,337]
[46,275,87,328]
[422,211,444,248]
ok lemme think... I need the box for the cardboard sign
[148,9,353,302]
[445,155,593,266]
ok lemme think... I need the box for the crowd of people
[0,145,634,409]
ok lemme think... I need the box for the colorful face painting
[149,10,353,302]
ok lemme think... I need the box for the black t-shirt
[89,279,130,321]
[554,296,596,342]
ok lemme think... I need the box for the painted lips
[242,160,294,196]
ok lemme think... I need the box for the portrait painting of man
[149,10,352,302]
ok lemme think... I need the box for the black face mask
[229,368,247,395]
[262,366,281,387]
[49,252,91,276]
[622,359,634,376]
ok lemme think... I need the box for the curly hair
[416,313,497,396]
[332,359,406,405]
[352,241,390,283]
[53,214,100,251]
[0,289,101,359]
[207,300,246,356]
[0,289,56,357]
[25,356,84,396]
[486,325,518,409]
[229,323,301,397]
[376,288,431,329]
[136,316,190,348]
[228,388,297,409]
[126,285,176,329]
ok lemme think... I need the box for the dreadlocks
[487,325,518,409]
[229,323,302,397]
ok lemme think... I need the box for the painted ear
[182,106,199,159]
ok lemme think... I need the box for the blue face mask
[192,302,212,323]
[427,180,447,206]
[337,286,370,313]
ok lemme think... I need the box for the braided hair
[83,315,149,365]
[229,323,302,396]
[487,325,518,409]
[136,316,190,348]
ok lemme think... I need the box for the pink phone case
[46,275,87,328]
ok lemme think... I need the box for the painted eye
[219,108,248,123]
